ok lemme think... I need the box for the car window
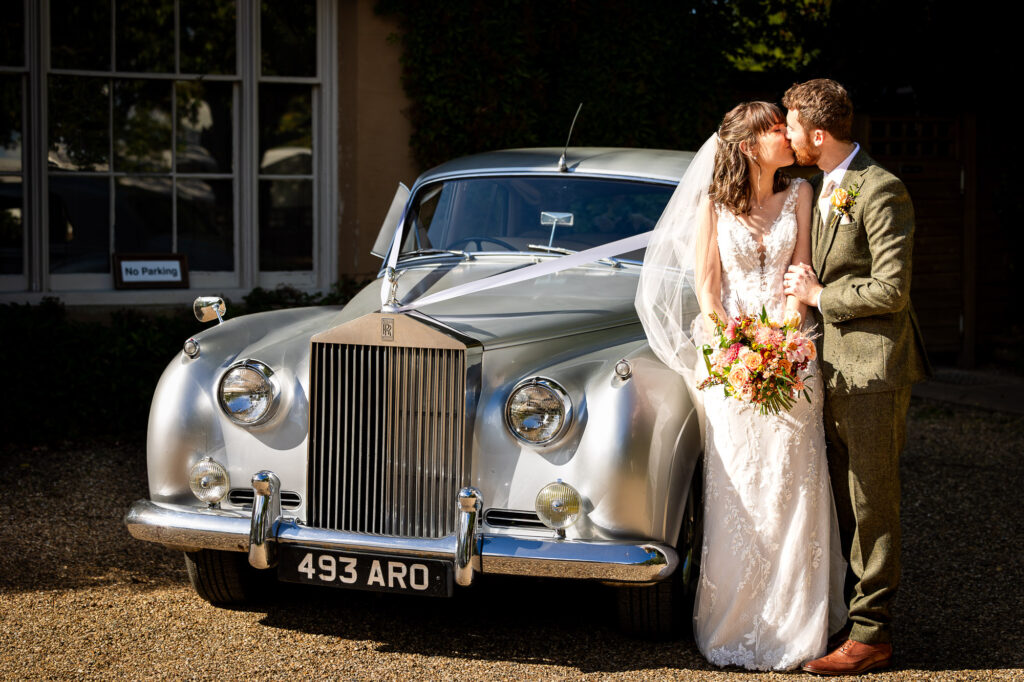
[403,176,675,257]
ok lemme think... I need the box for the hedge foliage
[374,0,833,171]
[0,280,370,444]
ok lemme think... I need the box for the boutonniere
[829,182,861,228]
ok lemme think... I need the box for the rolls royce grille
[307,341,466,538]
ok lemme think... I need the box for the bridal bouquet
[697,308,816,415]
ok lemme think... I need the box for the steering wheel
[446,236,517,251]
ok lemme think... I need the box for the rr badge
[381,317,395,342]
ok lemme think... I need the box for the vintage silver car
[125,147,703,636]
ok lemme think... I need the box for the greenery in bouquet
[698,307,815,416]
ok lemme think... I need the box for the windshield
[400,176,675,260]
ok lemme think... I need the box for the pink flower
[754,324,774,346]
[725,320,738,340]
[723,343,742,364]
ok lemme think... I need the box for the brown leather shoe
[801,639,892,676]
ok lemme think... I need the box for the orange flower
[830,187,850,209]
[742,351,763,372]
[728,364,750,391]
[804,339,817,361]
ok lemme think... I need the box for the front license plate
[277,546,453,597]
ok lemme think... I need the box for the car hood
[338,259,644,349]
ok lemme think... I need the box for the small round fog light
[189,457,229,505]
[535,480,582,530]
[614,359,632,379]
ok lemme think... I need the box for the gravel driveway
[1,398,1021,680]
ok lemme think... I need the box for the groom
[782,79,930,675]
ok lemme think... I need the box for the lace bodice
[694,177,847,671]
[715,179,803,321]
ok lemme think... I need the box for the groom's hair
[782,79,853,141]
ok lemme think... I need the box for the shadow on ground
[1,397,1021,674]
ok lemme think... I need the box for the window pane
[0,177,22,274]
[114,79,171,173]
[259,84,311,174]
[51,0,110,71]
[178,179,233,270]
[180,0,237,75]
[48,76,109,172]
[259,179,311,271]
[49,175,110,273]
[1,74,21,172]
[261,0,315,77]
[116,0,174,73]
[177,81,232,173]
[1,0,24,66]
[114,177,172,253]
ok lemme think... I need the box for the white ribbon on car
[380,231,654,313]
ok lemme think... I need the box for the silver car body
[126,147,702,593]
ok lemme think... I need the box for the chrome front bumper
[125,471,678,586]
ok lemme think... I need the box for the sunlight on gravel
[1,399,1021,680]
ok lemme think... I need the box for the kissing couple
[636,78,930,674]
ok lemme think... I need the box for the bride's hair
[709,101,791,216]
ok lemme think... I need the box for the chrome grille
[307,341,466,538]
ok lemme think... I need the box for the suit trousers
[822,386,912,645]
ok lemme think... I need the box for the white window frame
[0,0,337,305]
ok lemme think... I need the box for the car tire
[615,462,703,640]
[184,549,271,605]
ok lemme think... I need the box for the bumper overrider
[125,471,678,587]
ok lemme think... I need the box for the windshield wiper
[401,248,474,261]
[527,244,621,268]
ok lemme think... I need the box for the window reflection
[177,81,233,173]
[261,1,316,77]
[259,84,312,174]
[259,179,311,271]
[1,1,24,66]
[0,178,22,274]
[181,0,237,74]
[48,175,110,273]
[114,177,172,253]
[50,0,110,71]
[115,79,172,173]
[1,75,22,173]
[178,179,234,270]
[48,76,110,172]
[116,0,175,73]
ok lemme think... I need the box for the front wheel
[184,549,273,605]
[615,463,703,639]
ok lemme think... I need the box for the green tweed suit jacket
[812,150,931,395]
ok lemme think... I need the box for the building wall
[337,1,417,280]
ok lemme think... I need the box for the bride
[636,102,846,671]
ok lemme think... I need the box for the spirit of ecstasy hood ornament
[383,266,402,311]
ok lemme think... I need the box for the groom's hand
[784,263,824,307]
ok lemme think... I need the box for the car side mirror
[371,182,411,259]
[193,296,227,324]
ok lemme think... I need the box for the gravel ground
[1,397,1022,681]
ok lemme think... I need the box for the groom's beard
[791,142,821,167]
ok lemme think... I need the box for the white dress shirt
[814,143,860,309]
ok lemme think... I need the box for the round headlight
[505,378,572,445]
[189,458,229,505]
[219,359,279,425]
[535,480,582,530]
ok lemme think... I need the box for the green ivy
[375,0,751,170]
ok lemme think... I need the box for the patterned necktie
[819,178,835,226]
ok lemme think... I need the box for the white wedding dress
[693,178,847,671]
